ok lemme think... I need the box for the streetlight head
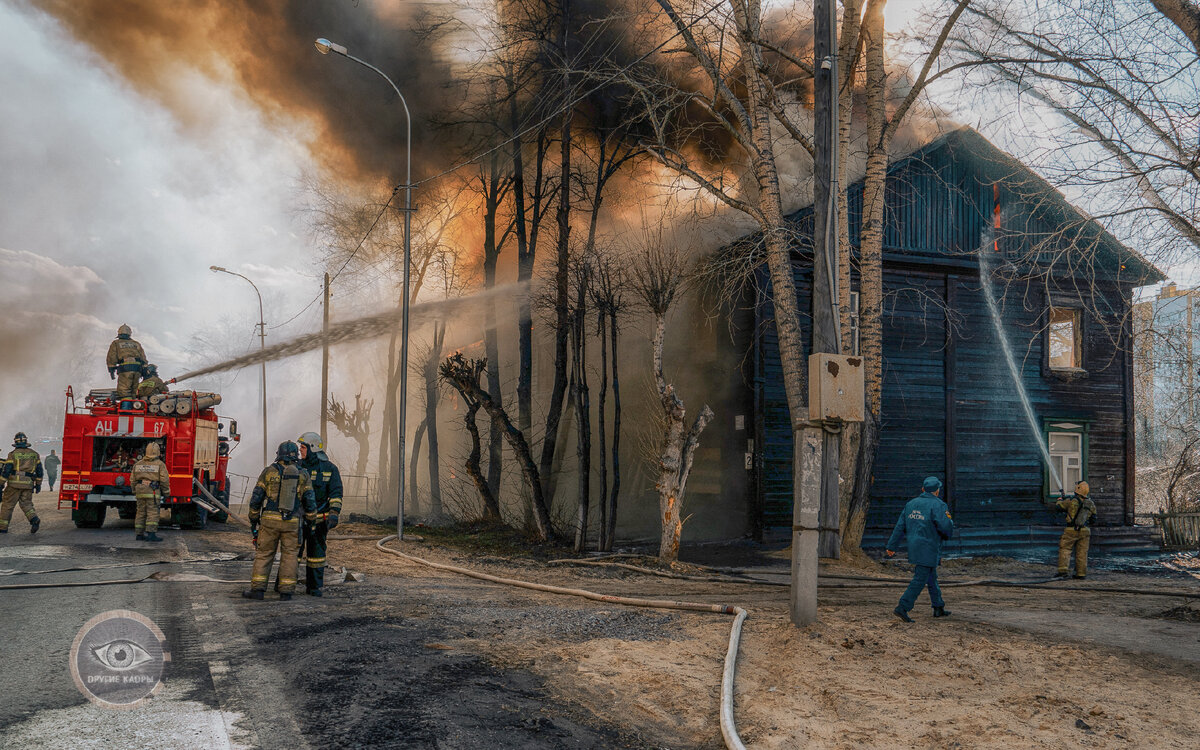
[209,265,226,272]
[314,38,347,56]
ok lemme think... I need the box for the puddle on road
[0,545,73,559]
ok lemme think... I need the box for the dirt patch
[1156,603,1200,622]
[202,530,1200,748]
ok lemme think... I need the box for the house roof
[865,127,1164,284]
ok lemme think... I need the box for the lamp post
[315,37,412,541]
[210,265,269,466]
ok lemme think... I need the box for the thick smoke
[31,0,462,185]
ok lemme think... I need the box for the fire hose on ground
[373,535,750,750]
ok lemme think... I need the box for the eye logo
[92,639,154,671]
[70,610,169,709]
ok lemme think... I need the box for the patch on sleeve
[946,512,953,520]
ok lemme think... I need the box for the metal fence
[225,471,383,519]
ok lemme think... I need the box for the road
[0,508,645,750]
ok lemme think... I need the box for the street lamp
[210,265,269,466]
[314,37,413,541]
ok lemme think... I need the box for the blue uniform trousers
[898,565,944,612]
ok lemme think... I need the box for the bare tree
[440,353,555,539]
[630,235,714,561]
[439,354,501,521]
[590,251,629,551]
[329,390,374,478]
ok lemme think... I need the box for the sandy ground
[325,525,1200,749]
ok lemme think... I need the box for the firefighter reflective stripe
[6,449,39,488]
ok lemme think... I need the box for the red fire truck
[57,386,240,529]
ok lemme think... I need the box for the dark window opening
[1049,306,1082,370]
[91,437,164,472]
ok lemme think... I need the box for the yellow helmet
[1075,480,1090,498]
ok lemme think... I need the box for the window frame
[1047,305,1084,371]
[1041,418,1090,500]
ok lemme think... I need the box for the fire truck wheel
[117,505,137,520]
[174,503,208,530]
[72,504,107,529]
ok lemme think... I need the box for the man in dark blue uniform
[297,431,343,597]
[886,476,955,622]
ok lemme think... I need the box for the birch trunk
[845,0,887,549]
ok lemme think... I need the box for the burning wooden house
[732,127,1164,550]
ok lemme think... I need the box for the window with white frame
[1046,421,1086,495]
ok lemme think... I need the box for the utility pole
[793,0,842,627]
[321,272,330,445]
[813,0,841,558]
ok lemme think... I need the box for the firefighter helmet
[297,431,323,452]
[1075,480,1090,498]
[142,363,158,377]
[117,324,132,338]
[275,441,300,463]
[12,432,28,448]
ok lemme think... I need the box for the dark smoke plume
[31,0,461,185]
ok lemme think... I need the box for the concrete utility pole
[321,272,330,446]
[792,0,843,626]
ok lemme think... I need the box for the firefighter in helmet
[136,364,170,399]
[244,441,316,601]
[1047,480,1097,579]
[0,432,43,534]
[297,431,343,596]
[106,324,147,399]
[130,442,169,542]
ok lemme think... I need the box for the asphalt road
[0,508,644,749]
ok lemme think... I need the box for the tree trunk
[650,314,714,561]
[425,324,445,518]
[538,0,573,509]
[596,310,609,551]
[572,292,591,552]
[461,400,500,520]
[409,418,426,516]
[844,0,888,550]
[606,308,621,551]
[482,160,504,502]
[730,0,810,435]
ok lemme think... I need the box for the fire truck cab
[57,386,239,529]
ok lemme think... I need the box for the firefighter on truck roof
[244,441,316,601]
[297,431,343,597]
[136,364,170,399]
[131,442,169,543]
[0,432,42,535]
[107,324,146,399]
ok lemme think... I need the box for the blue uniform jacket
[886,492,955,568]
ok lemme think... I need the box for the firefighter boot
[29,517,39,534]
[933,606,951,617]
[136,532,145,541]
[242,589,265,600]
[893,606,914,623]
[145,531,163,542]
[279,593,293,601]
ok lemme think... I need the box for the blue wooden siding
[749,129,1140,538]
